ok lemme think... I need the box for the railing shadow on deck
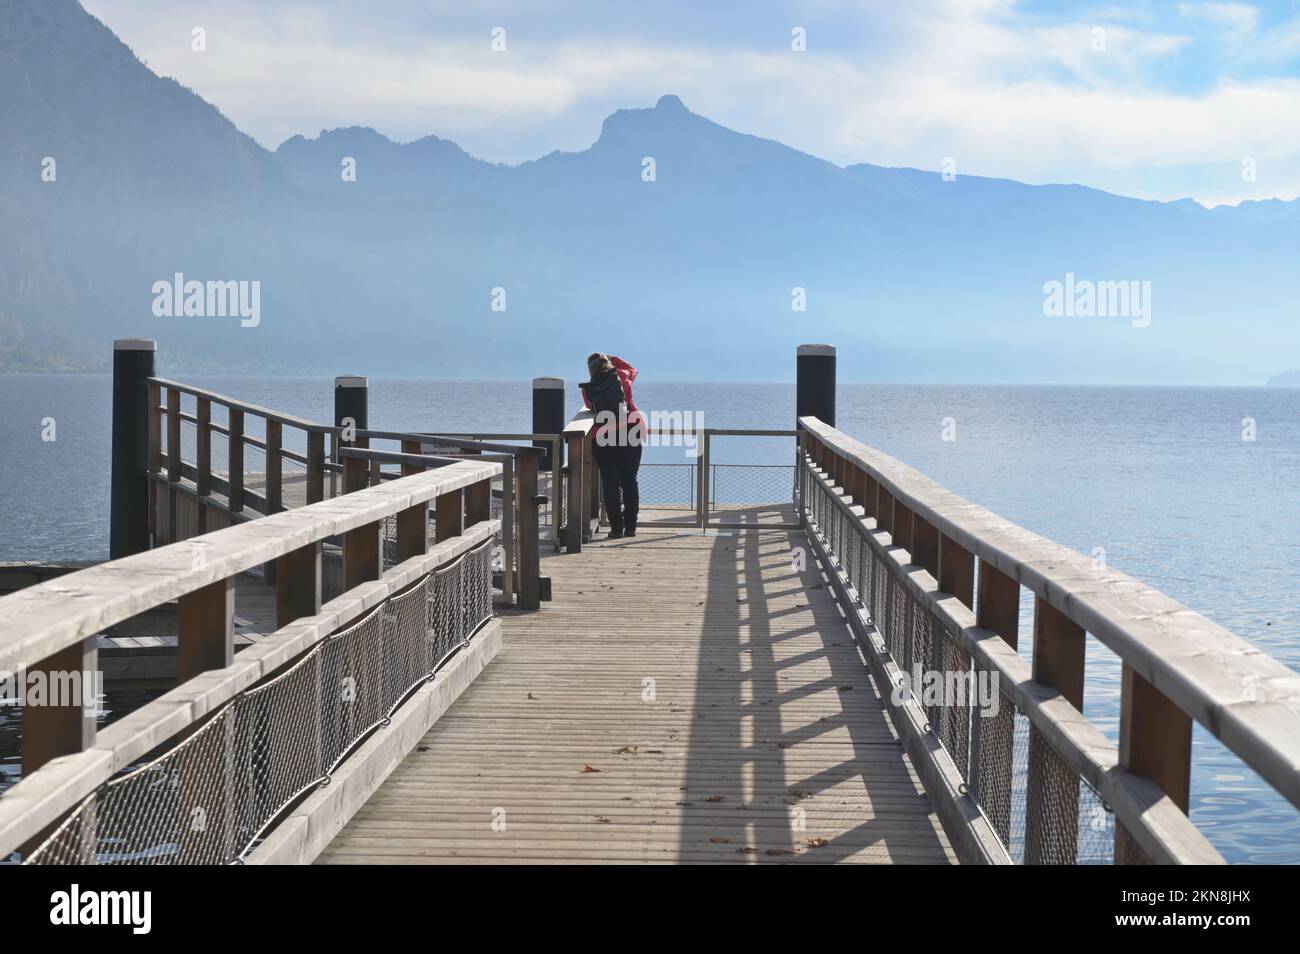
[676,509,952,863]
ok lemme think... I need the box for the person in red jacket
[580,352,644,538]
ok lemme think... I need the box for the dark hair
[587,352,613,374]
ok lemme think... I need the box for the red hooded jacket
[582,356,645,444]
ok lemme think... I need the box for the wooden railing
[145,379,549,609]
[0,459,500,863]
[797,416,1300,864]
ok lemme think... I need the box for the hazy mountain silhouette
[2,0,1297,383]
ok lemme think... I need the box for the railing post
[435,487,464,543]
[110,338,157,559]
[228,408,245,515]
[265,420,283,513]
[196,397,212,532]
[1116,666,1192,864]
[937,534,974,607]
[912,516,940,578]
[565,433,584,553]
[700,431,712,528]
[344,521,383,589]
[467,475,492,526]
[276,543,322,628]
[164,386,181,544]
[499,455,515,606]
[307,430,326,505]
[532,377,564,469]
[395,443,430,564]
[344,455,369,494]
[585,436,600,531]
[20,638,97,776]
[1024,597,1086,863]
[894,500,914,558]
[147,380,162,544]
[19,636,98,858]
[177,577,235,682]
[517,453,541,610]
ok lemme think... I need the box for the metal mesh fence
[801,453,1123,866]
[24,538,494,866]
[711,464,794,508]
[638,463,695,509]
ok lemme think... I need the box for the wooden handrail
[798,415,1300,814]
[149,377,336,434]
[0,460,499,675]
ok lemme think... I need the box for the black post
[532,376,565,468]
[796,343,836,428]
[334,375,368,438]
[110,338,157,559]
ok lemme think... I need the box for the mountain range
[1,0,1297,383]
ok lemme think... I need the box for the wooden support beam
[565,435,584,553]
[912,516,940,578]
[227,408,244,514]
[344,520,383,589]
[467,476,492,526]
[196,397,212,498]
[894,502,915,557]
[435,488,464,544]
[276,542,321,629]
[977,559,1019,649]
[394,502,429,563]
[147,381,162,541]
[20,639,97,776]
[1119,666,1193,811]
[878,488,895,537]
[177,577,235,683]
[306,430,326,505]
[344,455,368,494]
[938,533,974,608]
[516,453,541,611]
[264,420,283,513]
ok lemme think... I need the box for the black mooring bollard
[796,343,836,428]
[110,338,157,559]
[334,375,369,440]
[532,376,565,468]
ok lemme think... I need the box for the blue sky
[82,0,1300,205]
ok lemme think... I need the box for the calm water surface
[0,374,1296,862]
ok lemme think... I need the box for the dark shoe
[607,529,625,540]
[625,528,637,537]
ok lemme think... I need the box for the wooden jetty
[0,340,1297,865]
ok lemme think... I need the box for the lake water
[1,373,1297,863]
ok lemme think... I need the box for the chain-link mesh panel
[428,553,465,669]
[638,463,695,509]
[211,428,230,482]
[712,464,794,508]
[279,456,309,510]
[1074,777,1116,864]
[383,579,433,717]
[233,649,326,846]
[318,605,387,773]
[242,442,268,506]
[28,705,241,865]
[935,626,972,784]
[970,684,1019,852]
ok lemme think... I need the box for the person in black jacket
[579,352,644,538]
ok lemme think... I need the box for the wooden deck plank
[320,521,955,865]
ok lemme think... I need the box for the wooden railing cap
[0,460,500,674]
[798,414,1300,810]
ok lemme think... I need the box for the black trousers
[592,442,642,532]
